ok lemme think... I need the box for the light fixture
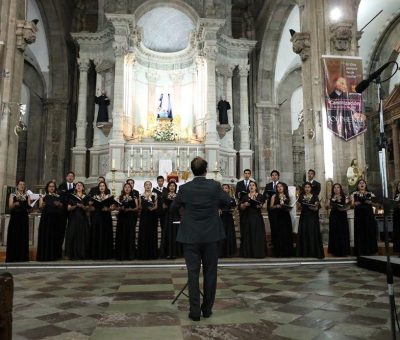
[330,7,342,22]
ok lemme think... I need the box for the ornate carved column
[392,120,400,180]
[238,64,252,171]
[204,46,218,144]
[75,58,90,148]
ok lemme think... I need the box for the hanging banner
[322,56,367,141]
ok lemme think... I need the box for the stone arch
[134,0,200,24]
[276,66,303,184]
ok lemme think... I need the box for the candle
[130,158,133,167]
[130,145,133,155]
[150,146,153,155]
[140,147,143,155]
[187,146,189,154]
[177,146,180,155]
[196,147,199,156]
[214,161,218,170]
[112,159,115,170]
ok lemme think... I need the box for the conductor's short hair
[191,157,207,176]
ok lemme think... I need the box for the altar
[70,1,256,191]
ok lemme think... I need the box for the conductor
[172,157,230,321]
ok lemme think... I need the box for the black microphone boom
[355,61,393,93]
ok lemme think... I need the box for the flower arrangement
[152,120,179,141]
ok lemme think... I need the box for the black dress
[90,195,114,260]
[138,194,158,259]
[327,196,350,256]
[159,194,182,259]
[297,194,324,259]
[240,193,266,258]
[95,95,110,123]
[37,194,64,261]
[269,195,294,257]
[219,197,237,257]
[115,196,137,260]
[6,194,30,262]
[393,194,400,252]
[65,195,90,260]
[353,191,378,256]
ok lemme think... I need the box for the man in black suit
[235,169,252,199]
[88,176,111,196]
[263,170,281,253]
[305,169,321,196]
[57,171,76,259]
[172,157,230,321]
[153,176,168,229]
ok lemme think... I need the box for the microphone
[355,61,393,93]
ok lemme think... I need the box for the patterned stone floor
[8,264,399,339]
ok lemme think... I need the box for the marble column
[225,65,234,150]
[170,71,184,129]
[392,120,400,180]
[146,71,158,131]
[238,64,252,172]
[204,46,219,171]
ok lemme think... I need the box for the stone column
[392,120,400,180]
[225,65,234,150]
[238,64,252,172]
[75,58,90,147]
[294,0,362,196]
[93,59,103,147]
[71,58,90,179]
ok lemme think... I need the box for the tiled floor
[9,264,398,339]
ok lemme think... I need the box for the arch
[256,0,297,103]
[134,0,200,25]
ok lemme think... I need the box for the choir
[5,170,399,262]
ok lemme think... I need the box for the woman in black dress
[326,183,350,256]
[239,181,266,258]
[351,179,378,256]
[115,183,138,260]
[393,182,400,252]
[269,183,294,257]
[37,181,64,261]
[6,180,31,262]
[89,181,114,260]
[219,184,237,257]
[297,182,324,259]
[159,181,182,259]
[137,181,158,259]
[65,182,90,260]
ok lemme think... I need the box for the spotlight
[289,29,296,37]
[31,19,39,25]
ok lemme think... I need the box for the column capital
[238,64,250,77]
[113,41,128,58]
[204,46,218,61]
[145,71,159,83]
[77,58,90,72]
[169,71,184,83]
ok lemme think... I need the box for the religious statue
[157,93,173,119]
[347,159,363,193]
[95,90,110,126]
[217,98,231,125]
[73,0,87,32]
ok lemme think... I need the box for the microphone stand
[375,76,397,340]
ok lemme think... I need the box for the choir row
[4,170,400,262]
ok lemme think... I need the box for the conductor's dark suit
[172,176,230,318]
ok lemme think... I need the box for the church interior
[1,0,400,339]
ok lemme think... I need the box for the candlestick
[111,168,116,196]
[140,147,143,155]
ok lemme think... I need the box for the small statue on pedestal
[347,159,363,193]
[217,97,231,125]
[95,90,110,127]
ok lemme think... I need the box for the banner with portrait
[322,56,367,141]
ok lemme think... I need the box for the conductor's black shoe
[188,314,200,321]
[202,311,212,318]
